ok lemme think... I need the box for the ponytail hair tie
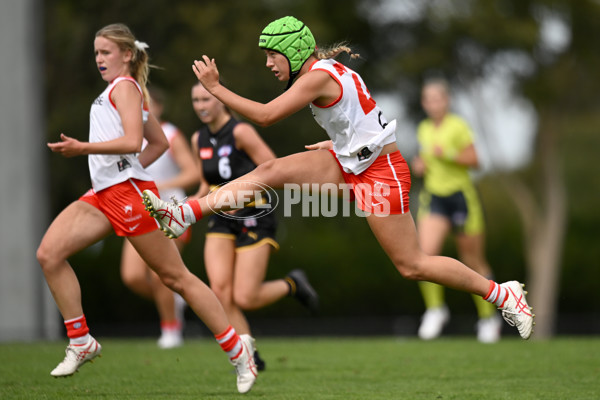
[134,40,149,51]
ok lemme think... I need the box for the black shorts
[418,188,485,235]
[206,208,279,251]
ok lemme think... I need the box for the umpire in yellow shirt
[411,78,501,343]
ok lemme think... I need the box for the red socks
[64,315,89,339]
[483,280,508,308]
[215,325,242,360]
[64,315,91,344]
[188,200,203,222]
[160,320,182,332]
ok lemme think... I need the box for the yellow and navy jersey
[417,113,475,196]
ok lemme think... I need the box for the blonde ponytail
[315,42,360,60]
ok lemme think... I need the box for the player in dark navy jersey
[190,81,319,370]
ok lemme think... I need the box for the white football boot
[50,336,102,377]
[477,314,502,343]
[157,330,183,349]
[418,305,450,340]
[142,190,190,239]
[499,281,535,339]
[230,334,258,393]
[157,293,187,349]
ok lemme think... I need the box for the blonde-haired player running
[40,23,256,393]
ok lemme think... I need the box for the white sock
[182,204,196,224]
[70,334,90,345]
[484,281,508,308]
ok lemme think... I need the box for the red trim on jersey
[351,73,376,115]
[310,68,343,109]
[108,76,144,110]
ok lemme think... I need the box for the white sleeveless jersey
[143,121,186,201]
[309,59,397,174]
[88,76,152,192]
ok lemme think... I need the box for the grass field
[1,336,598,399]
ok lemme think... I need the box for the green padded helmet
[258,16,316,88]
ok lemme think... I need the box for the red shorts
[79,179,160,237]
[330,150,411,215]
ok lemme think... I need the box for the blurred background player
[120,86,199,348]
[411,78,502,343]
[189,81,319,370]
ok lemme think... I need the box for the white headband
[134,40,149,51]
